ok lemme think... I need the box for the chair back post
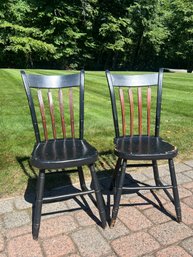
[155,68,164,137]
[106,70,120,138]
[21,70,41,143]
[79,69,85,140]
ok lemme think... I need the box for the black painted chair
[106,68,181,227]
[21,70,106,239]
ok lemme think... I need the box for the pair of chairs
[21,69,181,239]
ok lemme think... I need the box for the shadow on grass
[16,151,177,226]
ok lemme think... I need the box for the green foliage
[0,0,192,70]
[7,36,55,54]
[0,0,56,67]
[99,15,133,51]
[165,0,193,70]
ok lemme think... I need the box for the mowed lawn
[0,69,193,196]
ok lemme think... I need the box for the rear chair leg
[32,169,45,240]
[152,160,161,187]
[110,159,126,228]
[78,166,87,191]
[168,159,182,222]
[109,157,122,191]
[89,164,106,229]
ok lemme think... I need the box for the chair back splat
[106,69,164,138]
[21,70,106,239]
[21,71,84,143]
[106,68,181,228]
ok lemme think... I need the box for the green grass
[0,69,193,197]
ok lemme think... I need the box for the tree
[0,0,56,67]
[0,0,192,70]
[123,0,170,70]
[29,0,83,68]
[164,0,193,70]
[92,0,134,69]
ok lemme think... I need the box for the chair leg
[109,157,122,191]
[32,169,45,240]
[110,159,127,228]
[89,164,107,228]
[152,160,161,186]
[168,159,182,222]
[78,166,87,191]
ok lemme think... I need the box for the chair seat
[31,138,98,169]
[114,136,178,160]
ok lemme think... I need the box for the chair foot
[177,216,182,223]
[110,218,116,228]
[32,224,40,240]
[176,207,182,223]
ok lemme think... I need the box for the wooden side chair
[21,70,106,239]
[106,68,182,227]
